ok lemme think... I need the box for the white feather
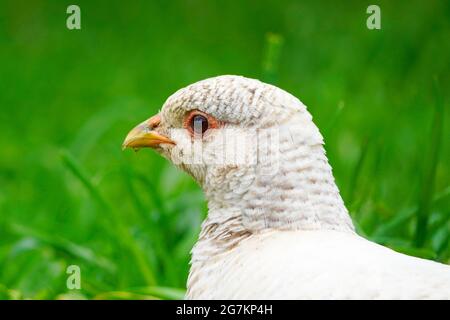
[187,230,450,299]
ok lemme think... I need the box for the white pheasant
[123,75,450,299]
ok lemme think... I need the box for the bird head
[123,75,353,233]
[123,76,292,189]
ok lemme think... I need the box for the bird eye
[191,114,208,135]
[184,110,221,137]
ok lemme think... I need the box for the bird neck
[192,131,355,262]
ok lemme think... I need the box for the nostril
[147,114,161,129]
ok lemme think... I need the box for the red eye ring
[183,110,221,137]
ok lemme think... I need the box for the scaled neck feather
[191,115,355,262]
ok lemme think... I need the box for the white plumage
[124,75,450,299]
[188,230,450,299]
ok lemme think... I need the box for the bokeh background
[0,0,449,299]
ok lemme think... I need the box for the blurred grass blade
[262,33,284,84]
[324,101,345,136]
[432,221,450,258]
[61,150,108,209]
[372,208,415,240]
[414,78,444,247]
[9,223,116,273]
[94,291,158,300]
[94,286,185,300]
[61,150,157,286]
[373,185,450,239]
[347,137,370,211]
[70,101,138,160]
[121,164,176,283]
[133,286,186,300]
[0,284,22,300]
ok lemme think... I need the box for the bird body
[124,75,450,299]
[188,230,450,299]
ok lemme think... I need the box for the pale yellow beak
[122,114,175,150]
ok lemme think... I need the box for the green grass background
[0,0,449,299]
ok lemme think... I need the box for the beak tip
[121,139,131,150]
